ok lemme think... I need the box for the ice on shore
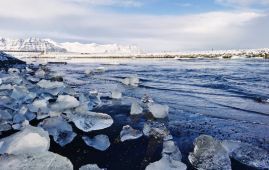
[222,140,269,169]
[82,134,110,151]
[143,121,170,139]
[51,95,80,111]
[0,152,73,170]
[121,75,139,87]
[79,164,104,170]
[111,89,122,99]
[69,111,113,132]
[148,103,169,118]
[39,117,77,146]
[188,135,231,170]
[146,154,187,170]
[130,101,143,115]
[120,125,143,142]
[0,126,50,155]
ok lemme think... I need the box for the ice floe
[35,68,46,78]
[130,101,143,115]
[148,103,169,118]
[68,111,113,132]
[79,164,105,170]
[188,135,231,170]
[11,85,36,102]
[0,152,73,170]
[37,79,64,89]
[222,140,269,169]
[0,126,50,155]
[120,125,143,142]
[82,134,110,151]
[39,117,77,146]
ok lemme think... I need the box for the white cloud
[215,0,269,7]
[63,0,142,7]
[0,0,268,51]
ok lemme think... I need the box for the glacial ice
[69,111,113,132]
[0,152,73,170]
[39,117,77,146]
[188,135,232,170]
[121,75,139,86]
[95,67,106,73]
[28,99,49,116]
[130,101,143,115]
[148,103,169,118]
[111,89,122,99]
[120,125,143,142]
[8,68,20,74]
[85,69,93,75]
[82,134,110,151]
[12,120,29,130]
[222,140,269,169]
[13,113,26,124]
[37,79,64,89]
[79,164,104,170]
[0,78,2,85]
[145,154,187,170]
[11,85,36,102]
[51,95,80,112]
[0,126,50,155]
[35,68,46,78]
[143,121,170,139]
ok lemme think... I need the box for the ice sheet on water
[79,164,105,170]
[130,101,143,115]
[148,103,169,118]
[39,117,77,146]
[120,125,143,142]
[143,121,170,139]
[0,151,73,170]
[0,125,50,155]
[188,135,231,170]
[68,111,113,132]
[51,95,80,112]
[222,140,269,169]
[82,134,110,151]
[111,89,122,99]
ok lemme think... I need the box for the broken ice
[148,103,169,118]
[130,101,143,115]
[121,75,139,87]
[120,125,143,142]
[51,95,80,112]
[79,164,104,170]
[111,89,122,99]
[188,135,231,170]
[82,134,110,151]
[39,117,77,146]
[143,121,170,139]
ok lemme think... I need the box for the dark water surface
[47,59,269,170]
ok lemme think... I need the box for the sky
[0,0,269,52]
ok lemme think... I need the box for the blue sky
[0,0,268,52]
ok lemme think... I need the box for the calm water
[47,58,269,170]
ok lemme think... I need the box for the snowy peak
[0,38,67,52]
[0,38,142,54]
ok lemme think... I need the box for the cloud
[63,0,143,7]
[215,0,269,7]
[0,0,268,52]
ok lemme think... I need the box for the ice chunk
[188,135,231,170]
[145,154,187,170]
[37,79,64,89]
[12,120,29,130]
[51,95,80,111]
[69,111,113,132]
[13,113,26,124]
[35,68,46,78]
[94,67,106,73]
[0,122,12,132]
[10,85,36,102]
[121,75,139,86]
[141,94,154,103]
[79,164,104,170]
[143,121,170,139]
[0,78,2,85]
[111,89,122,99]
[0,151,73,170]
[0,110,12,120]
[39,117,77,146]
[130,101,143,115]
[148,103,169,118]
[0,126,50,155]
[82,134,110,151]
[120,125,143,142]
[28,99,49,113]
[222,140,269,169]
[85,69,93,75]
[162,140,182,159]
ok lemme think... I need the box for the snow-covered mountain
[0,38,67,52]
[0,38,142,54]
